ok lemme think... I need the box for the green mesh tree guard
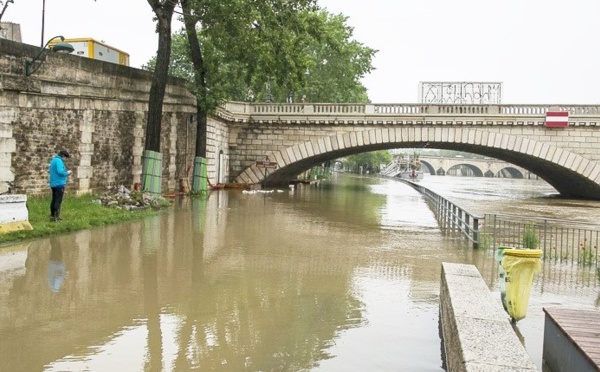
[141,150,162,195]
[192,156,208,193]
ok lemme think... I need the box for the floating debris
[242,189,283,195]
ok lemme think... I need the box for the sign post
[255,158,278,189]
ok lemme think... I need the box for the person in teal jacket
[49,150,72,222]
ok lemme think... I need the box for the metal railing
[396,179,600,268]
[400,180,481,248]
[483,214,600,267]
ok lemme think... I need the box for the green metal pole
[192,156,208,193]
[141,150,162,195]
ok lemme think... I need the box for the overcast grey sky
[6,0,600,104]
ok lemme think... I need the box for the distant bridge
[210,102,600,199]
[416,155,533,178]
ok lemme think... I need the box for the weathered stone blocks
[439,262,537,372]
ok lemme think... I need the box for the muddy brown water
[0,173,598,371]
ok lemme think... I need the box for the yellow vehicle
[52,38,130,66]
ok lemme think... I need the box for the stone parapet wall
[439,262,537,371]
[0,39,198,195]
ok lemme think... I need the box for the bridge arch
[497,167,525,178]
[418,160,436,175]
[235,127,600,199]
[446,163,484,177]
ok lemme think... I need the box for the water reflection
[47,238,65,293]
[0,174,597,371]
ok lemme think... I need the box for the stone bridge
[416,155,531,178]
[212,102,600,199]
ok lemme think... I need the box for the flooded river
[0,173,598,371]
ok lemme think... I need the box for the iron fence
[400,180,481,248]
[483,214,600,267]
[396,180,600,267]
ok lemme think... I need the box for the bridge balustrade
[251,104,306,114]
[435,105,494,114]
[371,104,496,115]
[500,105,600,116]
[373,105,428,114]
[223,102,600,118]
[313,104,365,114]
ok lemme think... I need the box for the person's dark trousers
[50,186,65,221]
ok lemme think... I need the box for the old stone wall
[0,38,204,195]
[206,116,231,184]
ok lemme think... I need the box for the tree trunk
[181,0,210,191]
[181,0,207,158]
[145,0,176,152]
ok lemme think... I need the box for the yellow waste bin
[500,248,542,321]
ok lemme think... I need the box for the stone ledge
[0,194,33,233]
[440,262,537,372]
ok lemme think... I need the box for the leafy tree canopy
[343,150,392,173]
[144,1,376,110]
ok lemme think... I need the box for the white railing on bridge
[221,102,600,117]
[373,105,428,114]
[252,104,305,114]
[500,105,600,115]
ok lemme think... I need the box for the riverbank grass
[0,194,161,245]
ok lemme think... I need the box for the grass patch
[0,194,164,246]
[522,224,539,249]
[476,232,493,249]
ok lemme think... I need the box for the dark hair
[58,150,70,158]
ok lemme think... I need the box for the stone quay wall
[0,38,200,195]
[439,262,537,371]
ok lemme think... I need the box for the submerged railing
[397,180,600,267]
[483,214,600,267]
[400,180,481,248]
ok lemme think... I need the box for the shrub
[522,224,539,249]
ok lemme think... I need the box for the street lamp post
[41,0,46,48]
[25,35,74,77]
